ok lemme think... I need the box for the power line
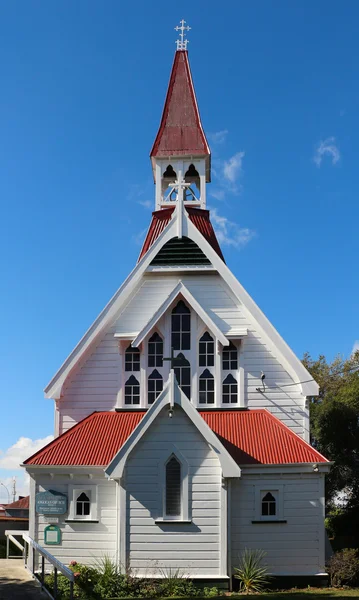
[257,364,359,392]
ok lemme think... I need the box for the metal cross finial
[175,19,191,51]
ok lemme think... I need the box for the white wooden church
[24,23,329,587]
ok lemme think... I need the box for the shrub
[44,557,221,599]
[327,548,359,587]
[203,586,220,597]
[234,548,271,593]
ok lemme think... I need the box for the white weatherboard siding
[231,473,326,575]
[33,475,117,566]
[125,406,223,577]
[59,328,120,433]
[58,271,308,438]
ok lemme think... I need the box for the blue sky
[0,0,358,499]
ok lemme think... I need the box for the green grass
[232,590,359,599]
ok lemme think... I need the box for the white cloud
[208,130,228,145]
[0,435,53,500]
[352,340,359,355]
[223,151,245,184]
[138,199,153,210]
[210,208,256,248]
[0,435,53,471]
[314,137,340,167]
[209,189,225,201]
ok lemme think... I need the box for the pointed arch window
[174,353,191,399]
[165,456,181,517]
[148,332,163,367]
[199,332,214,367]
[163,164,177,180]
[124,375,140,405]
[222,374,238,404]
[222,342,238,371]
[76,492,91,517]
[199,369,215,404]
[148,369,163,404]
[261,492,276,517]
[125,346,140,372]
[171,301,190,350]
[184,164,200,202]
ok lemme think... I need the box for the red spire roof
[150,51,210,165]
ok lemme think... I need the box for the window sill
[65,519,99,523]
[155,518,192,524]
[251,520,287,524]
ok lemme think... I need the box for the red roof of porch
[23,409,328,467]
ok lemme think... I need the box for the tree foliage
[303,350,359,508]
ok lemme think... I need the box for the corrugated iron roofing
[138,207,224,262]
[5,496,29,510]
[150,51,210,158]
[24,409,327,467]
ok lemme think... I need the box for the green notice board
[44,525,61,545]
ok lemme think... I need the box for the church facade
[23,32,329,586]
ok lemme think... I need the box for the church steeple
[150,22,211,211]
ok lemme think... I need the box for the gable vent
[151,236,211,266]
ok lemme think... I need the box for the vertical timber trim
[215,338,221,408]
[29,475,36,571]
[220,478,228,577]
[119,477,127,573]
[227,479,232,589]
[239,339,245,407]
[318,474,326,572]
[115,479,120,564]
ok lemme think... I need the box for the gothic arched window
[261,492,276,517]
[222,374,238,404]
[148,332,163,367]
[148,369,163,404]
[184,164,200,202]
[124,375,140,405]
[222,342,238,371]
[166,456,181,517]
[199,369,215,404]
[199,332,214,367]
[171,301,190,350]
[163,164,177,180]
[76,492,91,517]
[174,353,191,399]
[125,346,140,371]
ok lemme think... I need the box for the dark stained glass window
[199,332,215,367]
[166,456,181,517]
[222,374,238,404]
[199,369,215,404]
[174,352,191,399]
[125,346,140,371]
[148,332,163,368]
[124,375,140,405]
[171,301,190,350]
[261,492,276,516]
[148,369,163,404]
[222,342,238,371]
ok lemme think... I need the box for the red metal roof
[150,51,210,160]
[200,410,328,465]
[138,207,224,262]
[24,409,327,467]
[5,496,29,510]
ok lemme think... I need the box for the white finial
[174,19,191,51]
